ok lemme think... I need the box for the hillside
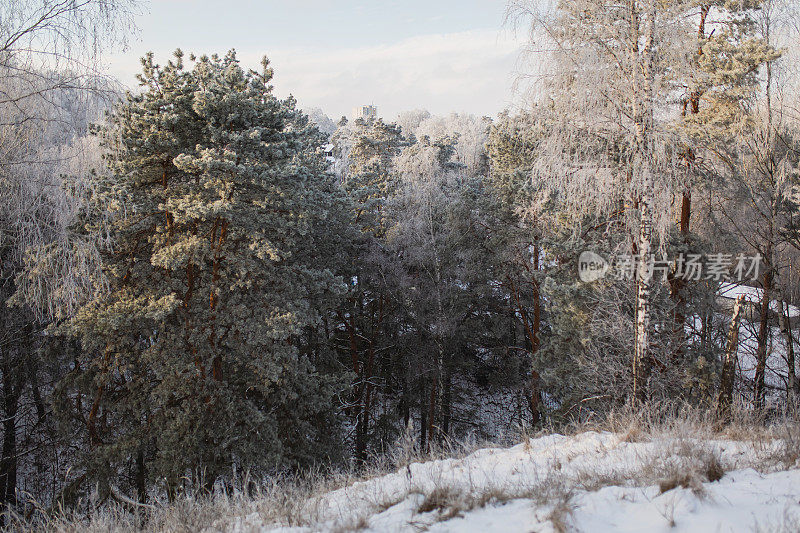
[214,427,800,533]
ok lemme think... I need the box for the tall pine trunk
[669,4,709,362]
[509,271,541,425]
[780,299,797,404]
[754,242,773,408]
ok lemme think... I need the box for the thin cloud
[106,29,526,119]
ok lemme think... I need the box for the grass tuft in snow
[10,402,800,532]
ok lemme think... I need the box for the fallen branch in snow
[110,485,156,511]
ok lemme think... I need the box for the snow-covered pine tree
[333,117,407,236]
[668,0,777,363]
[486,111,550,423]
[60,50,349,499]
[329,116,407,462]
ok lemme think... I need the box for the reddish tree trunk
[754,247,773,408]
[670,4,708,361]
[780,300,798,403]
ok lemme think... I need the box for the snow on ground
[222,431,800,532]
[570,468,800,532]
[688,282,800,406]
[718,282,800,318]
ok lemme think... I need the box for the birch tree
[0,0,135,516]
[509,0,690,403]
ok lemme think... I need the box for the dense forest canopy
[0,0,799,522]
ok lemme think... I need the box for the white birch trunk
[632,0,657,403]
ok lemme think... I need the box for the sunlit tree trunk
[717,295,746,422]
[632,0,657,404]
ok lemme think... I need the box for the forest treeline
[1,0,800,518]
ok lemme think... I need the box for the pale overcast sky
[105,0,527,119]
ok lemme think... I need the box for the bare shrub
[547,495,575,533]
[642,438,726,497]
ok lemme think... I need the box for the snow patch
[718,282,800,318]
[223,431,800,532]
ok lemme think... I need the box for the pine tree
[329,116,407,462]
[486,111,550,424]
[59,50,349,499]
[333,117,407,236]
[668,0,777,363]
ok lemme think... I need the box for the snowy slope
[222,431,800,532]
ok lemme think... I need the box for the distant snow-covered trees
[305,106,337,136]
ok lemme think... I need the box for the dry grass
[9,402,800,532]
[547,495,575,533]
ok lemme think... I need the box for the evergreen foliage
[58,50,350,498]
[332,117,407,236]
[1,2,799,518]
